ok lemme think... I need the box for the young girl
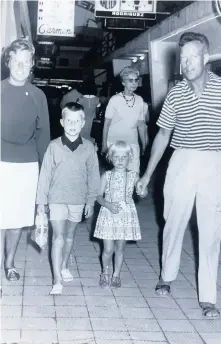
[94,141,144,288]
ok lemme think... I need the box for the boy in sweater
[36,102,100,295]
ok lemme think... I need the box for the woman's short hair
[3,39,35,67]
[106,141,133,163]
[120,66,140,83]
[179,32,210,53]
[62,102,85,120]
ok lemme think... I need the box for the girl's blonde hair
[106,141,133,164]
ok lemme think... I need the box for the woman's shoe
[5,267,20,281]
[110,276,121,288]
[49,283,63,295]
[99,273,109,288]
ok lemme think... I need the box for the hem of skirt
[1,222,35,230]
[94,235,141,241]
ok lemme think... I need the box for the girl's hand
[107,202,122,214]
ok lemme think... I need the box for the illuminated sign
[37,0,75,37]
[95,0,157,20]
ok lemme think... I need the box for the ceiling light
[139,55,145,60]
[132,57,138,63]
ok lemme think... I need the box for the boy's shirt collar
[61,134,83,152]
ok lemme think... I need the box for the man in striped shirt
[137,32,221,317]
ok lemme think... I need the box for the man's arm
[137,120,148,154]
[141,128,172,185]
[101,118,111,153]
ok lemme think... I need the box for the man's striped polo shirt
[157,71,221,150]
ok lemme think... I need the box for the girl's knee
[103,247,114,256]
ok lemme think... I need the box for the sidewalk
[1,194,221,344]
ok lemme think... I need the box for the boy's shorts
[49,204,84,223]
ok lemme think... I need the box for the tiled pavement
[1,195,221,344]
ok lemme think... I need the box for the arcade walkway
[1,193,221,344]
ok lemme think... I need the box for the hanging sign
[95,0,157,20]
[37,0,75,37]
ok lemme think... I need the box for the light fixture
[139,55,145,60]
[132,57,138,63]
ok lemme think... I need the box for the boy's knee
[53,234,64,246]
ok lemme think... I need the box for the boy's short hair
[62,102,85,120]
[179,32,210,54]
[3,39,35,67]
[106,141,133,163]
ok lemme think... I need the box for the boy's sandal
[155,283,171,295]
[61,268,74,282]
[99,273,109,288]
[49,284,63,295]
[5,267,20,281]
[110,276,121,288]
[200,302,220,318]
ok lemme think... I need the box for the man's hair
[61,102,85,120]
[3,39,35,67]
[179,32,210,53]
[106,140,133,164]
[120,66,140,83]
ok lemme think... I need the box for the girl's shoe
[99,273,109,288]
[61,268,73,282]
[110,276,121,288]
[49,283,63,295]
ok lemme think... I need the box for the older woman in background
[101,66,147,173]
[0,39,50,289]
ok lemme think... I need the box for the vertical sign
[37,0,75,37]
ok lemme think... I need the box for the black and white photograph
[1,1,221,344]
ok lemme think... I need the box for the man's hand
[136,177,149,197]
[84,204,94,218]
[101,145,107,155]
[107,202,122,214]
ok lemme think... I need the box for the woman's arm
[101,118,111,154]
[137,120,147,154]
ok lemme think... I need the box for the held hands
[107,202,122,214]
[136,178,149,198]
[101,145,107,155]
[84,204,94,218]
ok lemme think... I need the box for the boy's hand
[85,204,94,218]
[107,202,122,214]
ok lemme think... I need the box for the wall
[1,0,17,51]
[149,41,178,111]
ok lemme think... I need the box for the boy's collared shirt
[61,134,83,152]
[36,136,100,206]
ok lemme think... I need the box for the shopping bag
[32,212,49,249]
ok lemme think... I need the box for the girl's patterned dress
[94,170,141,240]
